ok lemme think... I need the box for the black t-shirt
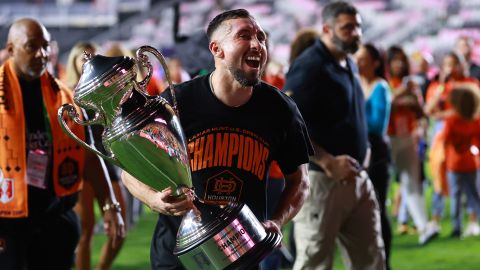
[162,74,313,221]
[20,78,77,219]
[284,39,368,170]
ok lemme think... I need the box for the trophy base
[224,231,282,270]
[174,201,282,270]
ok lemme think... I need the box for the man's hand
[122,172,198,217]
[103,207,126,248]
[262,220,283,248]
[262,220,283,237]
[323,155,361,182]
[149,186,195,216]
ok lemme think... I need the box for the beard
[332,32,360,54]
[229,66,261,87]
[24,58,48,79]
[24,65,46,80]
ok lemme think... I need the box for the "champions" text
[187,131,269,180]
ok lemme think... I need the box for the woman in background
[387,45,438,245]
[65,41,127,270]
[355,43,392,269]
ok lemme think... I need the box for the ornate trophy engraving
[58,46,281,269]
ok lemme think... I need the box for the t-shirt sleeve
[276,103,314,175]
[367,82,391,136]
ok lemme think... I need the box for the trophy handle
[135,45,178,114]
[58,104,119,166]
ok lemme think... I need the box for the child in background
[443,83,480,238]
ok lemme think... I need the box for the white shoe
[430,220,441,231]
[463,222,480,237]
[419,222,440,245]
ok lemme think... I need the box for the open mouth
[245,55,261,69]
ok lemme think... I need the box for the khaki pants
[390,136,428,231]
[293,170,386,270]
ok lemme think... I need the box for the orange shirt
[425,77,478,117]
[443,115,480,172]
[263,73,285,178]
[426,81,450,112]
[146,75,165,96]
[263,74,285,90]
[387,77,422,136]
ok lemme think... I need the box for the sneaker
[419,223,440,245]
[463,222,480,237]
[428,220,442,232]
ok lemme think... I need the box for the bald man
[121,9,313,270]
[0,18,124,270]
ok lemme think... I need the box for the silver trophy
[58,46,281,269]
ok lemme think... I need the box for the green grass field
[90,183,480,270]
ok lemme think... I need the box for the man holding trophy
[121,9,313,270]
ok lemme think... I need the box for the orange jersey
[387,77,422,136]
[443,115,480,172]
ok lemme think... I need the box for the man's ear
[209,41,224,58]
[322,23,331,35]
[6,42,14,56]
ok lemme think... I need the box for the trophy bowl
[57,46,281,269]
[175,201,281,269]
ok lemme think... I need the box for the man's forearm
[121,171,157,208]
[310,141,334,171]
[270,164,309,226]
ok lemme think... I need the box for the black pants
[0,209,80,270]
[151,214,185,270]
[367,134,392,270]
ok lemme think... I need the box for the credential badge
[0,169,14,204]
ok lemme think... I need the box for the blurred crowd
[262,28,480,269]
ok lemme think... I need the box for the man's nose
[35,47,48,58]
[250,37,261,50]
[352,27,362,38]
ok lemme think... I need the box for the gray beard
[25,65,46,79]
[332,33,359,54]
